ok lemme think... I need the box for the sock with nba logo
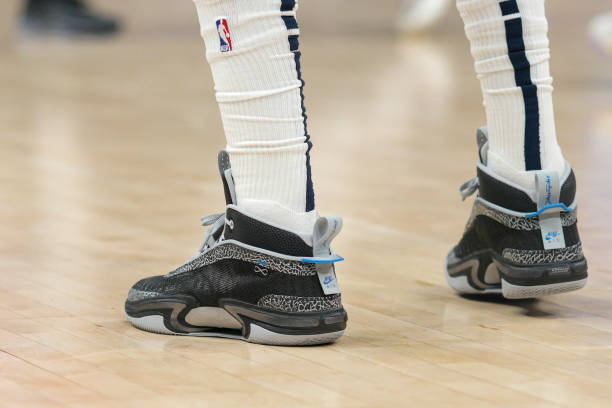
[193,0,316,235]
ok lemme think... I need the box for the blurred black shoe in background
[21,0,120,37]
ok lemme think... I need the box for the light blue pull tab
[312,216,342,295]
[535,171,566,250]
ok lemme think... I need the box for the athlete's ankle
[486,150,567,191]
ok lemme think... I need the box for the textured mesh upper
[130,259,333,310]
[127,206,342,313]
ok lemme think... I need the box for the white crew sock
[193,0,316,231]
[456,0,566,188]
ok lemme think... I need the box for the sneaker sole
[446,249,588,299]
[125,296,347,346]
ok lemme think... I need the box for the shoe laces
[199,212,225,252]
[459,177,479,201]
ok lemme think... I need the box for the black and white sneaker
[446,127,588,299]
[125,152,347,346]
[20,0,120,37]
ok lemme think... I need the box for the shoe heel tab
[534,170,568,250]
[313,216,343,257]
[311,216,343,295]
[535,170,561,208]
[476,126,489,165]
[533,168,576,212]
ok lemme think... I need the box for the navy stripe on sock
[288,35,299,52]
[281,15,298,30]
[281,4,315,211]
[500,0,519,16]
[501,11,542,170]
[280,0,295,12]
[522,84,541,169]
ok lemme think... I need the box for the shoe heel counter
[256,292,343,314]
[501,242,584,265]
[257,263,343,313]
[497,215,584,265]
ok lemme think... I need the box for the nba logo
[216,18,232,53]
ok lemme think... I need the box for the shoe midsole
[125,295,347,337]
[494,255,587,286]
[447,249,587,288]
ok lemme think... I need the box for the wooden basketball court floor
[1,1,612,407]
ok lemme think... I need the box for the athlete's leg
[194,0,315,234]
[446,0,587,299]
[457,0,563,187]
[124,0,346,345]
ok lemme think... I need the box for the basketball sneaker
[446,127,588,299]
[125,151,347,345]
[20,0,119,37]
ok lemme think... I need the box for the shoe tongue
[217,150,237,205]
[476,126,489,166]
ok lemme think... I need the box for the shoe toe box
[127,275,166,302]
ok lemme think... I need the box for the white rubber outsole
[127,314,345,346]
[446,272,587,299]
[501,278,588,299]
